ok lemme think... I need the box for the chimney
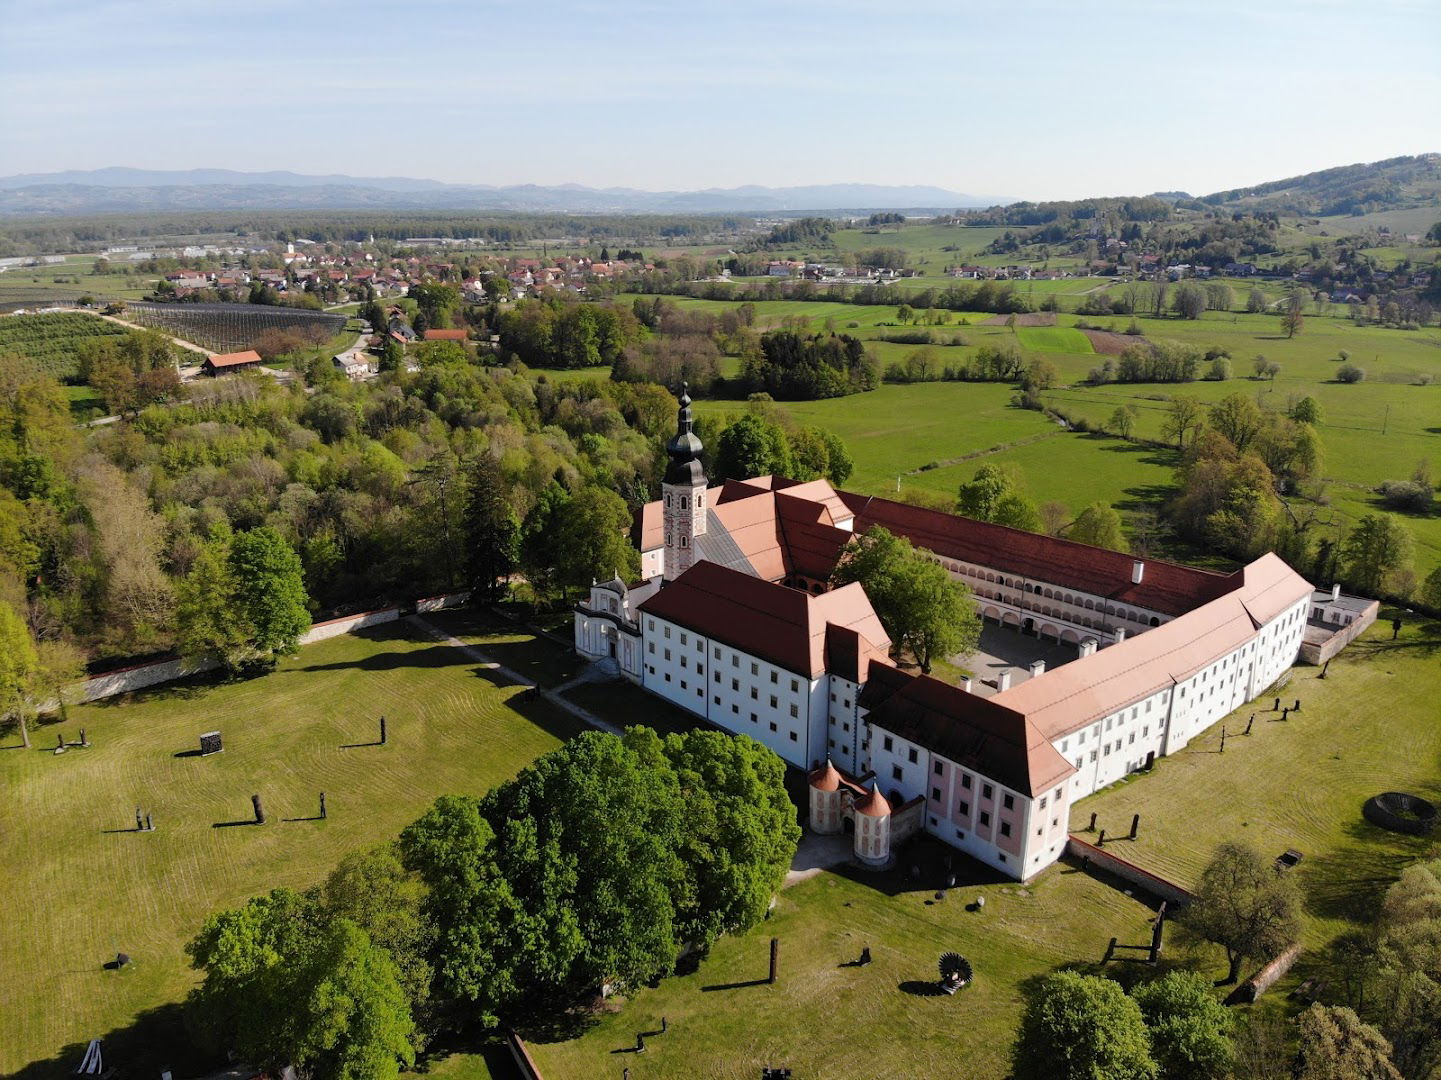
[1114,628,1127,643]
[995,668,1012,692]
[959,676,972,693]
[1331,583,1341,601]
[1029,659,1046,678]
[1079,638,1098,658]
[1132,560,1145,585]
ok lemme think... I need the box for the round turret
[808,759,844,834]
[853,782,892,867]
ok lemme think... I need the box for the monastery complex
[575,391,1376,881]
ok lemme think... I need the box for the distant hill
[1199,154,1441,217]
[0,170,1001,216]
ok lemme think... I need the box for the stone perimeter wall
[1065,834,1192,906]
[67,592,471,705]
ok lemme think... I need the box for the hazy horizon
[3,0,1437,203]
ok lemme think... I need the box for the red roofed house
[201,350,263,377]
[574,388,1345,880]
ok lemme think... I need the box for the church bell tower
[662,383,707,580]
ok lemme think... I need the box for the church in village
[574,390,1361,881]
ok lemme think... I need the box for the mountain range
[0,169,1003,215]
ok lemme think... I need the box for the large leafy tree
[1183,841,1302,984]
[186,888,415,1080]
[831,526,980,674]
[0,599,40,747]
[1131,971,1233,1080]
[1012,971,1158,1080]
[1294,1005,1401,1080]
[1342,514,1416,598]
[711,413,793,482]
[475,731,684,1012]
[1067,502,1128,552]
[646,727,800,952]
[398,796,519,1027]
[553,486,639,596]
[178,527,310,674]
[955,463,1040,531]
[462,452,520,602]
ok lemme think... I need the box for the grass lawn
[526,845,1154,1080]
[0,617,584,1079]
[1077,611,1441,975]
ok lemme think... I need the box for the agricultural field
[645,293,1441,579]
[0,310,126,381]
[0,255,155,310]
[0,615,586,1079]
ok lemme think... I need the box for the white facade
[638,613,828,769]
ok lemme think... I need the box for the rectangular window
[961,774,972,790]
[892,765,904,781]
[1089,750,1098,762]
[664,648,671,661]
[958,800,970,816]
[648,642,655,654]
[647,619,655,632]
[1039,796,1047,809]
[934,761,943,775]
[680,633,687,646]
[979,811,991,827]
[732,655,738,668]
[750,662,758,676]
[770,670,778,684]
[791,678,799,693]
[714,671,721,683]
[714,646,721,658]
[731,678,739,691]
[769,695,778,709]
[1002,794,1014,810]
[680,656,687,669]
[750,712,757,724]
[769,721,778,732]
[713,695,720,705]
[789,731,798,742]
[1000,822,1011,837]
[680,679,687,690]
[789,704,799,719]
[955,829,966,840]
[828,738,835,748]
[732,704,739,714]
[908,748,919,764]
[664,625,671,639]
[843,699,851,709]
[1054,787,1062,801]
[664,673,671,682]
[751,687,758,700]
[982,783,993,799]
[883,736,894,752]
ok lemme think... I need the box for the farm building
[200,349,263,377]
[575,390,1367,880]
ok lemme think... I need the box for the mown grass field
[1077,611,1441,973]
[526,843,1154,1080]
[0,616,585,1079]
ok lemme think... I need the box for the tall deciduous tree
[831,526,980,673]
[1294,1005,1401,1080]
[1341,515,1416,598]
[177,527,310,674]
[0,599,40,747]
[1067,502,1128,552]
[711,413,793,482]
[1183,841,1302,984]
[462,453,520,602]
[553,486,639,597]
[1161,395,1206,451]
[955,463,1040,531]
[1012,971,1158,1080]
[186,889,416,1080]
[1132,970,1234,1080]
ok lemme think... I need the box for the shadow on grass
[898,979,946,997]
[5,1002,220,1080]
[297,642,475,674]
[1301,804,1441,924]
[700,978,770,993]
[831,833,1013,899]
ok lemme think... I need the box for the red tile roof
[204,350,263,369]
[422,329,468,342]
[860,664,1076,797]
[840,491,1233,616]
[637,560,889,679]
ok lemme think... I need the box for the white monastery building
[576,389,1340,881]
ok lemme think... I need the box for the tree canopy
[1012,971,1157,1080]
[955,463,1040,532]
[1183,841,1302,984]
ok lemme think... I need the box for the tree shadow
[297,643,473,674]
[1301,808,1440,924]
[4,1002,219,1080]
[701,978,770,992]
[211,819,260,829]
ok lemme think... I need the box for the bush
[1336,363,1366,383]
[1378,480,1435,514]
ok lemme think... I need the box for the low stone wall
[507,1031,545,1080]
[1066,835,1192,906]
[1229,942,1303,1004]
[1299,599,1380,665]
[75,656,219,704]
[63,591,471,706]
[301,607,401,643]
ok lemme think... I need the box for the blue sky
[2,0,1437,201]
